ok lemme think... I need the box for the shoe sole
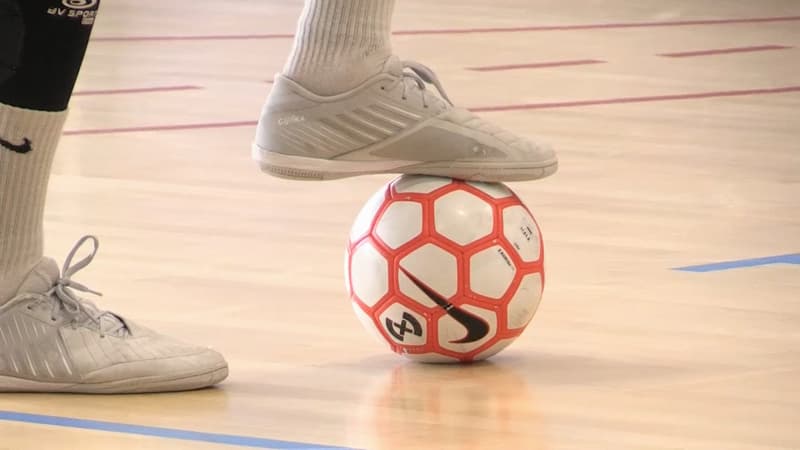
[0,365,228,394]
[254,145,558,182]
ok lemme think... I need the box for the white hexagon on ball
[393,175,452,194]
[466,181,512,199]
[434,190,494,245]
[349,188,387,243]
[352,303,385,345]
[349,240,388,307]
[507,273,543,329]
[375,201,423,249]
[399,244,458,308]
[502,205,541,262]
[469,245,516,299]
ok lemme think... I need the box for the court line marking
[659,44,793,58]
[469,85,800,112]
[61,84,800,136]
[0,411,357,450]
[73,85,202,96]
[673,254,800,272]
[467,59,606,71]
[63,120,258,136]
[91,15,800,42]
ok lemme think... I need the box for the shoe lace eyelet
[50,317,57,322]
[380,86,385,90]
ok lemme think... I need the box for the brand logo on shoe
[278,115,305,126]
[0,137,32,154]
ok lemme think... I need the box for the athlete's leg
[0,0,227,393]
[283,0,394,96]
[253,0,557,182]
[0,0,79,300]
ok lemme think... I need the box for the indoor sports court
[1,0,798,449]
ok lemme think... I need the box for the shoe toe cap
[517,137,557,163]
[81,330,229,390]
[442,109,557,164]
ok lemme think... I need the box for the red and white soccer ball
[345,175,545,363]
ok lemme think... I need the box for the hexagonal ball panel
[374,201,423,249]
[349,240,388,307]
[437,305,497,353]
[399,244,458,307]
[502,205,541,262]
[507,273,543,329]
[469,245,516,299]
[379,302,428,346]
[352,303,386,345]
[466,181,513,199]
[349,188,387,243]
[393,175,452,194]
[434,190,494,245]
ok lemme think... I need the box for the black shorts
[0,0,24,84]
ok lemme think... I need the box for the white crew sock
[0,103,67,304]
[283,0,395,96]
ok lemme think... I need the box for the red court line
[92,15,800,42]
[468,59,606,71]
[469,85,800,112]
[72,85,202,96]
[62,85,800,135]
[62,121,257,136]
[659,44,792,58]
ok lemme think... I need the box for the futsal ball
[345,175,545,363]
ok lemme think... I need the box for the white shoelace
[385,59,454,108]
[27,236,127,337]
[381,60,532,150]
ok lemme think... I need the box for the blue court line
[0,411,357,450]
[673,253,800,272]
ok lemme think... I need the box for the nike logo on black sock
[0,137,33,154]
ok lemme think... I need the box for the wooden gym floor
[1,0,799,449]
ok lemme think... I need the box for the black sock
[0,0,100,111]
[0,0,24,85]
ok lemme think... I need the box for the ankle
[282,0,394,96]
[283,54,390,96]
[0,268,30,305]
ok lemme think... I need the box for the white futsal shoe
[0,236,228,393]
[254,56,558,182]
